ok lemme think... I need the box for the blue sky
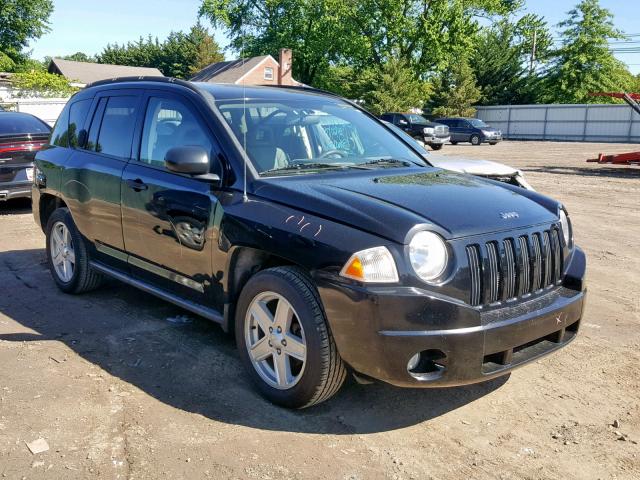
[30,0,640,74]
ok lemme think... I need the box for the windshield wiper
[354,158,416,168]
[260,162,348,176]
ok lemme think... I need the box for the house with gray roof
[191,49,299,86]
[48,58,163,87]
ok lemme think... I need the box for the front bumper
[425,135,450,145]
[483,133,502,143]
[316,247,586,388]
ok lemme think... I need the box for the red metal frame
[587,92,640,166]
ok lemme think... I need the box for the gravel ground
[0,141,639,479]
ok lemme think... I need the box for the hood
[252,168,559,243]
[428,155,518,176]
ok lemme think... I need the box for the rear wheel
[489,142,498,146]
[46,208,102,294]
[470,134,481,146]
[236,266,347,408]
[430,144,444,150]
[450,141,458,145]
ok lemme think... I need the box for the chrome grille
[435,125,449,136]
[466,227,564,307]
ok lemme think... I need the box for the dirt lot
[0,141,639,479]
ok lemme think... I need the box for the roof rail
[85,76,199,93]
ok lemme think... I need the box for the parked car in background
[380,112,450,150]
[383,121,533,190]
[436,117,502,146]
[33,78,585,408]
[0,112,51,201]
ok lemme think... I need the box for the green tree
[542,0,631,103]
[472,13,552,105]
[61,52,97,63]
[200,0,360,85]
[199,0,521,85]
[0,0,53,70]
[98,24,223,79]
[361,59,431,115]
[429,59,482,117]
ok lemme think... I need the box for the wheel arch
[223,246,308,333]
[39,194,68,233]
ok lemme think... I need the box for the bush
[11,71,78,98]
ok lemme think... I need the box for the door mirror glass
[165,146,211,176]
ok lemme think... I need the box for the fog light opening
[407,349,447,380]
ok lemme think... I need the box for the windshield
[469,118,489,128]
[384,121,428,156]
[214,96,427,176]
[407,114,428,125]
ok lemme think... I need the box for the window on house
[264,67,274,81]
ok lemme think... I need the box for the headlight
[340,246,399,283]
[559,209,571,246]
[423,127,435,135]
[409,231,448,282]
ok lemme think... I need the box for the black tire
[430,144,444,150]
[235,266,347,408]
[450,141,458,145]
[470,134,481,146]
[45,207,103,294]
[489,142,498,146]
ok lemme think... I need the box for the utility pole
[529,29,537,74]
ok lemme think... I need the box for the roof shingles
[48,58,163,85]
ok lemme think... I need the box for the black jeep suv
[33,78,586,408]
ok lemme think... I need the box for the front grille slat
[542,231,552,287]
[466,226,564,307]
[486,242,501,303]
[532,233,543,291]
[518,236,531,295]
[551,229,562,284]
[503,239,517,300]
[466,245,482,306]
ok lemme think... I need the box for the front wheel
[236,266,347,408]
[470,134,481,146]
[430,144,444,151]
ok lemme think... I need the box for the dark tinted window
[0,113,50,135]
[140,97,213,168]
[93,96,138,158]
[68,99,91,148]
[50,104,71,147]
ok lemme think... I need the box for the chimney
[278,48,292,85]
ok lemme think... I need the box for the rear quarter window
[49,99,92,148]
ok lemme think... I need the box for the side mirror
[165,146,213,177]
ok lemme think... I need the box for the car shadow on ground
[525,165,640,179]
[0,198,32,215]
[0,248,508,435]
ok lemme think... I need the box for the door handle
[125,178,148,191]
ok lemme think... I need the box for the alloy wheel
[50,221,75,282]
[244,291,307,390]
